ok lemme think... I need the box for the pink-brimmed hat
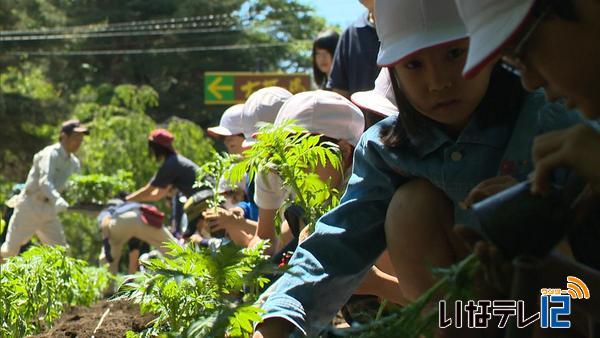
[240,86,292,149]
[351,68,398,117]
[274,90,365,147]
[375,0,468,67]
[207,104,245,138]
[455,0,536,78]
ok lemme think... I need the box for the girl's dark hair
[312,30,340,88]
[380,63,528,148]
[148,140,175,160]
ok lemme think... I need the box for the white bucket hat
[455,0,536,78]
[206,104,245,137]
[240,86,292,148]
[274,90,365,147]
[376,0,468,66]
[351,68,398,117]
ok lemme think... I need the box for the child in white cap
[249,90,364,254]
[207,103,246,155]
[454,0,600,198]
[253,0,582,336]
[201,87,292,246]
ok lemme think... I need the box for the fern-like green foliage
[0,246,112,338]
[334,254,480,338]
[114,241,274,338]
[226,120,342,234]
[195,152,241,211]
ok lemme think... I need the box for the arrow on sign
[208,76,233,100]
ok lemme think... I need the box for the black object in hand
[472,177,583,259]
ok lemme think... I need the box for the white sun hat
[274,90,365,147]
[240,86,292,148]
[206,104,245,137]
[376,0,468,66]
[455,0,536,78]
[351,68,398,117]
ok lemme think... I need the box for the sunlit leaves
[0,246,112,338]
[227,120,342,233]
[115,241,272,337]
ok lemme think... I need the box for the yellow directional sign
[204,72,311,105]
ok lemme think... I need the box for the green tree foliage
[0,245,111,337]
[0,63,66,179]
[0,0,326,126]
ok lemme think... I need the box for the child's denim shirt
[260,92,582,337]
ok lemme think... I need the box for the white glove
[55,197,69,213]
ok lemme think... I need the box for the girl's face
[315,48,334,75]
[393,39,494,135]
[223,135,244,155]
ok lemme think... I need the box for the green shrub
[65,170,135,205]
[115,241,273,337]
[0,246,111,337]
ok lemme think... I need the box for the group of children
[2,0,599,336]
[250,0,600,337]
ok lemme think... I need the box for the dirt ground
[30,300,154,338]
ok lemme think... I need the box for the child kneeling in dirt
[98,199,177,274]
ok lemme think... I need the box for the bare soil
[29,300,154,338]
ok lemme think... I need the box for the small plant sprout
[195,152,241,212]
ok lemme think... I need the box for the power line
[0,13,238,36]
[0,7,305,37]
[0,26,242,42]
[7,41,297,57]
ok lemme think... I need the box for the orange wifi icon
[566,276,590,300]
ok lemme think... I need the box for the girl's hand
[532,124,600,195]
[462,175,518,208]
[203,207,240,233]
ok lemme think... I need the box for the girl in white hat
[253,0,582,336]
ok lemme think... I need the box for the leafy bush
[65,170,135,205]
[60,212,104,264]
[0,245,112,338]
[115,241,273,337]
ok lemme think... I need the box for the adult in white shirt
[1,120,88,259]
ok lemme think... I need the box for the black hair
[380,63,528,148]
[533,0,578,21]
[312,30,340,89]
[148,140,175,160]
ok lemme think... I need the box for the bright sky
[302,0,366,28]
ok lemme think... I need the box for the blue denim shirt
[260,91,582,336]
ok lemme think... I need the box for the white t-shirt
[254,171,291,210]
[253,169,351,211]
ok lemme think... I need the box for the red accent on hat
[148,128,175,152]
